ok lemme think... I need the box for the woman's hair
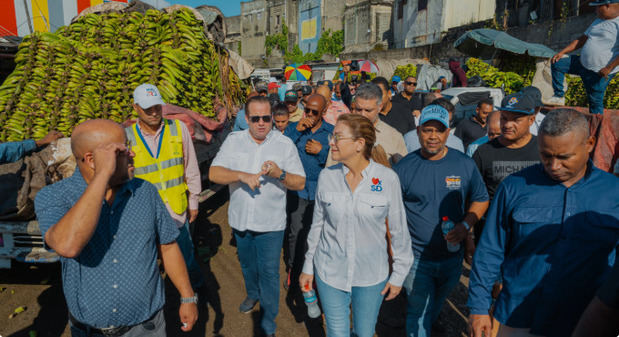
[336,114,390,167]
[272,103,289,117]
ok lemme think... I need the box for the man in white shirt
[549,1,619,114]
[209,96,306,337]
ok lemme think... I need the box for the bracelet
[180,293,198,304]
[461,220,471,231]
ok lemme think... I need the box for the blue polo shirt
[468,163,619,337]
[34,169,179,328]
[0,139,36,164]
[393,148,488,260]
[284,121,333,200]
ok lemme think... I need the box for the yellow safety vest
[125,119,188,214]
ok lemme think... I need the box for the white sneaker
[545,96,565,106]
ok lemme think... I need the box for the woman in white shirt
[299,114,414,337]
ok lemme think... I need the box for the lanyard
[136,122,165,159]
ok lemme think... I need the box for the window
[276,15,280,25]
[398,0,404,19]
[418,0,427,11]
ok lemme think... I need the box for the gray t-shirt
[580,16,619,74]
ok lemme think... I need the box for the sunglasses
[80,140,132,162]
[249,115,272,123]
[305,108,321,116]
[405,81,417,86]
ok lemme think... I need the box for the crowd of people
[0,2,616,337]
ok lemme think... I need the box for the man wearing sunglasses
[210,96,305,337]
[283,94,333,291]
[392,76,423,119]
[372,77,418,136]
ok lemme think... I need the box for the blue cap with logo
[500,93,536,115]
[589,0,618,5]
[392,75,401,83]
[133,83,165,109]
[419,105,450,129]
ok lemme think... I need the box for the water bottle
[441,216,460,253]
[302,289,321,318]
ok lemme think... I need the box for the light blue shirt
[466,135,490,157]
[233,109,249,131]
[404,129,464,153]
[0,139,36,164]
[581,16,619,74]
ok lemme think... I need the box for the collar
[136,119,164,137]
[246,128,276,145]
[341,159,374,179]
[541,160,596,188]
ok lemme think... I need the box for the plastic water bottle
[441,216,460,253]
[302,289,321,318]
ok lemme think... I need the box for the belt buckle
[99,325,129,337]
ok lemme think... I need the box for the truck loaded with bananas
[0,8,245,142]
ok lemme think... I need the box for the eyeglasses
[249,115,272,123]
[328,134,355,143]
[405,81,417,86]
[80,140,132,162]
[304,108,321,116]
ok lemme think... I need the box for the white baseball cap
[133,83,166,109]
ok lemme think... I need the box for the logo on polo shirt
[445,176,461,190]
[371,177,383,192]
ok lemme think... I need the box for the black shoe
[266,334,275,337]
[239,297,258,313]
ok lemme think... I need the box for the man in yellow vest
[126,83,204,291]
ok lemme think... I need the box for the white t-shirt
[211,130,305,232]
[580,16,619,74]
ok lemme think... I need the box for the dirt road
[0,190,470,337]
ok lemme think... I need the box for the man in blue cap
[468,109,619,337]
[391,75,401,96]
[393,104,489,337]
[548,0,619,114]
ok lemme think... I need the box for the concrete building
[224,15,241,54]
[392,0,495,48]
[240,0,268,65]
[343,0,394,53]
[298,0,346,54]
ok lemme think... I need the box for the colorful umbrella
[285,64,312,81]
[358,60,379,73]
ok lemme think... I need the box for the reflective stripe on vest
[127,119,188,214]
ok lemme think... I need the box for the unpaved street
[0,190,470,337]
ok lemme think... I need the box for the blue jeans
[315,274,387,337]
[551,54,615,114]
[403,254,463,337]
[177,221,205,289]
[234,229,284,335]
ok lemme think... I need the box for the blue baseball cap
[500,93,536,115]
[589,0,618,5]
[133,83,165,109]
[419,105,450,129]
[391,75,401,83]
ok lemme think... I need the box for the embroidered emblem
[507,97,518,107]
[371,177,383,192]
[146,88,157,97]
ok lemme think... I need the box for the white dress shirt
[303,160,414,291]
[211,130,305,232]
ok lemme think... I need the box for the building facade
[344,0,394,53]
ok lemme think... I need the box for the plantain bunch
[0,8,245,142]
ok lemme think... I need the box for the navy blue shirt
[468,163,619,337]
[393,149,489,260]
[284,121,333,200]
[34,169,179,328]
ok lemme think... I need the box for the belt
[69,314,132,337]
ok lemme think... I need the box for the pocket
[319,192,344,224]
[358,194,389,220]
[574,211,619,244]
[511,207,561,239]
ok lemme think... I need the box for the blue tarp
[454,28,556,59]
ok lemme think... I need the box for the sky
[167,0,242,17]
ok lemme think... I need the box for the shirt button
[113,259,118,263]
[112,284,118,289]
[112,308,117,313]
[110,210,114,215]
[113,235,117,240]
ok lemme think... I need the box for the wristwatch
[278,170,287,181]
[180,293,198,304]
[461,220,471,231]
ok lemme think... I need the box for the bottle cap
[442,216,449,221]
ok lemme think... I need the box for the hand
[92,143,127,180]
[299,272,314,292]
[469,314,492,337]
[188,209,198,223]
[35,130,63,147]
[412,110,421,118]
[179,302,198,332]
[296,118,313,132]
[445,223,468,244]
[599,66,611,78]
[381,283,402,301]
[305,139,323,155]
[239,171,263,191]
[261,160,282,179]
[551,53,564,64]
[465,232,476,265]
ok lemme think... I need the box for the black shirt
[455,116,487,150]
[379,99,417,135]
[472,136,540,200]
[392,92,423,112]
[597,262,619,309]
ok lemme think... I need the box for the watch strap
[462,220,471,231]
[180,294,198,304]
[279,170,286,181]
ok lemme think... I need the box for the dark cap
[500,93,536,115]
[301,85,312,96]
[318,80,333,91]
[284,90,298,102]
[521,86,543,108]
[292,83,303,91]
